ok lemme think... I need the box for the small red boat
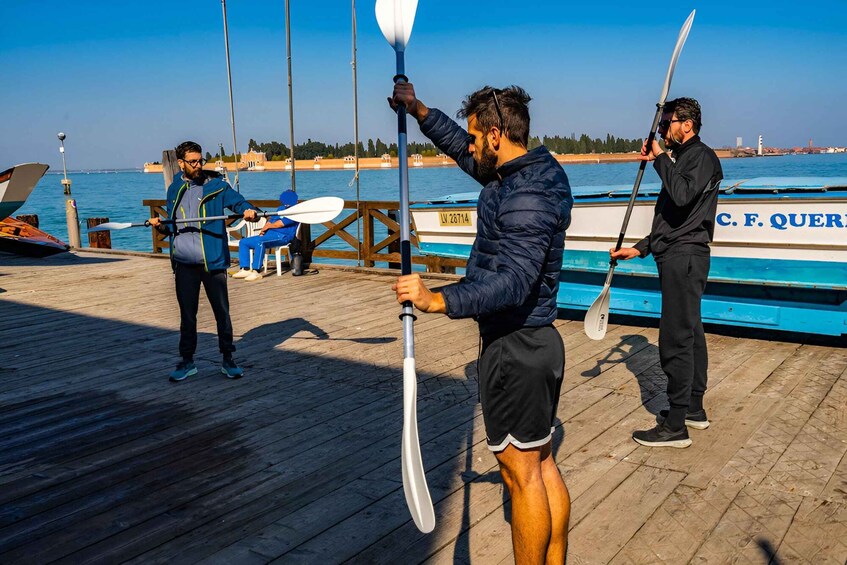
[0,216,69,257]
[0,163,69,258]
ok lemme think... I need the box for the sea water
[12,152,847,255]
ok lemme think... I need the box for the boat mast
[221,0,241,192]
[284,0,297,192]
[352,0,361,265]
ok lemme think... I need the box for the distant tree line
[528,133,643,154]
[243,138,441,160]
[208,133,643,161]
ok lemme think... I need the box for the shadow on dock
[0,298,479,563]
[3,253,846,563]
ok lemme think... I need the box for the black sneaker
[632,423,692,448]
[658,409,710,430]
[221,357,243,379]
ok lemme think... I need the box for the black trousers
[656,254,710,410]
[174,262,235,360]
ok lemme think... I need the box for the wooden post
[387,209,400,270]
[362,205,375,267]
[162,149,179,192]
[16,214,39,228]
[86,218,112,249]
[145,201,168,254]
[65,199,81,248]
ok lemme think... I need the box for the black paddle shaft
[610,103,665,262]
[149,211,278,227]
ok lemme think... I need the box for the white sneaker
[244,270,263,282]
[231,269,251,279]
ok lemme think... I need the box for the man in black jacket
[390,83,573,564]
[611,98,723,448]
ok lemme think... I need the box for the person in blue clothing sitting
[231,189,299,281]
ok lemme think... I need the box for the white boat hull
[410,178,847,335]
[0,163,50,219]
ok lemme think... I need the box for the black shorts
[478,325,565,452]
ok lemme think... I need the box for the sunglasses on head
[489,89,504,133]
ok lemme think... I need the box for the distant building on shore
[242,150,266,171]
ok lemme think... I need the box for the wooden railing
[142,199,467,273]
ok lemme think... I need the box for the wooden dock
[1,250,845,564]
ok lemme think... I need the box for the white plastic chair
[262,223,302,276]
[226,217,265,248]
[227,217,267,266]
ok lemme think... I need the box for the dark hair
[665,98,702,134]
[457,85,532,147]
[175,141,203,160]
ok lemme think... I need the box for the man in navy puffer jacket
[391,83,573,564]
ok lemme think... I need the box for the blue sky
[3,1,846,169]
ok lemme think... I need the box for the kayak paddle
[376,0,436,534]
[88,196,345,232]
[584,10,696,340]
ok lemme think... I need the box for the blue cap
[279,190,297,207]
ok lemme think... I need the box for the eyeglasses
[180,158,207,167]
[658,118,687,130]
[490,89,505,133]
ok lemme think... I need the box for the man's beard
[184,167,203,180]
[662,129,683,150]
[476,138,498,183]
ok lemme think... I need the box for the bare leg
[496,443,551,565]
[540,441,570,564]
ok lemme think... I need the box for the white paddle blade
[584,284,612,340]
[282,196,345,224]
[375,0,418,52]
[658,10,695,103]
[401,357,436,533]
[88,222,132,232]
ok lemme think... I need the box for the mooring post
[86,218,112,248]
[162,149,179,192]
[16,214,39,228]
[58,132,82,248]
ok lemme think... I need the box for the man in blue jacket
[611,98,723,448]
[150,141,259,382]
[391,84,573,564]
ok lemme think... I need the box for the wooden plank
[759,348,847,499]
[716,346,847,490]
[680,393,779,489]
[610,481,745,564]
[181,359,616,563]
[83,395,479,564]
[689,484,803,563]
[567,463,684,564]
[776,496,847,563]
[2,251,846,563]
[638,340,799,473]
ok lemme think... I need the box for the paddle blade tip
[375,0,419,50]
[414,512,436,533]
[584,325,608,341]
[583,288,612,340]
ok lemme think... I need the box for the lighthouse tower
[757,135,763,156]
